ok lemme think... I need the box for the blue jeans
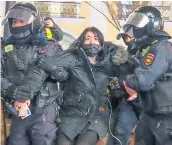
[112,99,138,145]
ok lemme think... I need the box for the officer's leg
[153,115,172,145]
[8,116,30,145]
[113,100,138,145]
[30,104,58,145]
[135,112,154,145]
[75,130,98,145]
[56,132,74,145]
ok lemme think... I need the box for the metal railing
[34,1,81,18]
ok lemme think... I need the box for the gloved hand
[51,67,69,81]
[109,77,122,90]
[108,77,127,99]
[37,56,57,73]
[12,86,33,101]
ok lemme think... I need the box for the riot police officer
[108,30,142,145]
[111,6,172,145]
[1,2,61,145]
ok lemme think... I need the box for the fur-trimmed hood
[111,38,129,65]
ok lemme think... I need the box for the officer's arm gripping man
[37,51,75,81]
[125,40,172,92]
[20,52,70,100]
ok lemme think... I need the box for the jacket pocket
[76,93,91,115]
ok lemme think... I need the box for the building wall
[53,2,91,38]
[1,1,172,42]
[0,1,6,37]
[54,1,172,42]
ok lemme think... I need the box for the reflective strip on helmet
[44,28,53,39]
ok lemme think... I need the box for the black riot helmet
[1,2,43,39]
[117,6,164,40]
[117,6,164,53]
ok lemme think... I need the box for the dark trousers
[111,100,138,145]
[56,130,98,145]
[8,104,58,145]
[135,111,172,145]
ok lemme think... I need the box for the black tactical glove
[51,67,69,81]
[108,77,127,98]
[109,77,122,89]
[12,86,33,101]
[38,57,69,81]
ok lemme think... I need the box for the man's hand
[123,81,137,101]
[51,67,69,81]
[45,20,54,28]
[14,100,31,118]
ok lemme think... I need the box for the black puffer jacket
[38,42,118,139]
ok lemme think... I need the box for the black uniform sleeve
[1,49,14,97]
[22,66,48,94]
[125,40,172,91]
[19,43,66,96]
[51,23,63,42]
[38,50,76,81]
[1,69,14,97]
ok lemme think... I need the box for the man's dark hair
[44,17,55,23]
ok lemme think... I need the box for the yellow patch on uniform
[5,44,13,53]
[106,89,110,94]
[44,28,53,39]
[144,53,156,66]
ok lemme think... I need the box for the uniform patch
[144,53,156,66]
[38,48,47,54]
[5,44,13,53]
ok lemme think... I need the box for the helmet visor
[117,25,134,40]
[124,12,149,28]
[1,8,34,25]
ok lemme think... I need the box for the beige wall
[55,1,172,42]
[1,1,172,42]
[54,2,91,38]
[0,1,6,37]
